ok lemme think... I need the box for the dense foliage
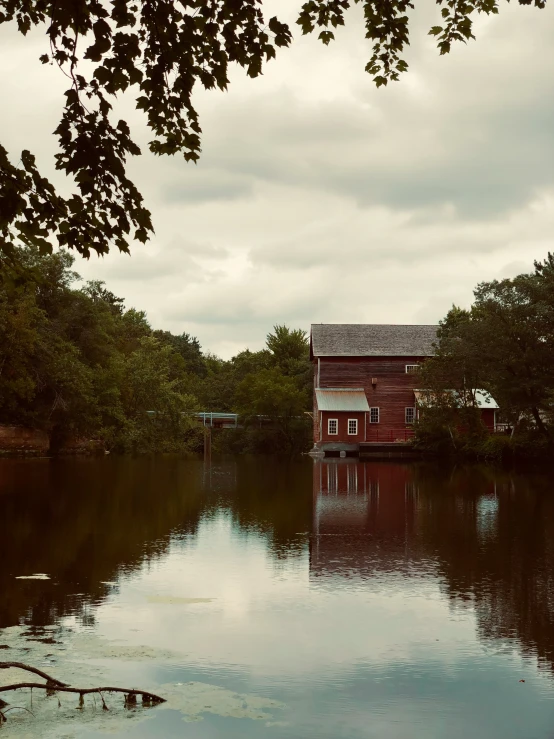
[1,0,544,262]
[0,247,311,454]
[415,254,554,460]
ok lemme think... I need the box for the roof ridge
[311,323,439,327]
[310,324,438,358]
[318,387,365,391]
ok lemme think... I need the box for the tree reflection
[0,458,207,626]
[0,456,313,628]
[312,459,554,673]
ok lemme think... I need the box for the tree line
[0,247,312,454]
[415,254,554,460]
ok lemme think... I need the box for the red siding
[315,356,422,441]
[481,408,496,431]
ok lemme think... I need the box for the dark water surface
[2,456,554,738]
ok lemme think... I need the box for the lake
[1,456,554,738]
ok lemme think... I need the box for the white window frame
[405,364,420,373]
[369,407,380,424]
[405,407,416,424]
[328,418,338,436]
[347,418,358,436]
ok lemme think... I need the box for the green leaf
[318,30,335,45]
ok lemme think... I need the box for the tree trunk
[531,406,552,443]
[48,424,70,455]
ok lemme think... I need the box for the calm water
[1,456,554,738]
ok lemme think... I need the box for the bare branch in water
[0,682,166,704]
[0,662,166,722]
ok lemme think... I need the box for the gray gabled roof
[315,388,370,412]
[311,324,438,358]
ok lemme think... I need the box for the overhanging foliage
[0,0,544,261]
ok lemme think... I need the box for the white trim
[328,418,338,436]
[347,418,358,436]
[405,364,420,373]
[405,407,416,424]
[347,464,358,493]
[328,463,338,493]
[369,407,380,424]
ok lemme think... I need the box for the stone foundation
[0,425,105,456]
[0,425,49,454]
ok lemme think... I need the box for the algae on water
[0,625,285,737]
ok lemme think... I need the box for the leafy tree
[194,349,271,411]
[117,336,200,453]
[417,255,554,445]
[1,0,539,262]
[82,280,125,315]
[116,307,152,354]
[0,249,101,448]
[0,246,204,453]
[153,329,206,377]
[0,247,315,454]
[0,288,47,415]
[266,324,311,398]
[33,333,100,452]
[235,367,310,451]
[267,325,308,365]
[470,271,554,437]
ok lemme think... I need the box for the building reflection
[310,460,423,581]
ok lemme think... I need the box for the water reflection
[311,460,427,584]
[0,456,311,628]
[2,456,554,737]
[313,459,554,674]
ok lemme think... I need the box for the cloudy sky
[3,1,554,357]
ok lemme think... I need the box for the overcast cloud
[2,1,554,357]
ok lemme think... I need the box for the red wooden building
[310,323,497,455]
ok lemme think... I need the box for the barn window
[406,365,420,373]
[370,407,380,424]
[348,419,358,435]
[405,407,416,424]
[328,418,338,435]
